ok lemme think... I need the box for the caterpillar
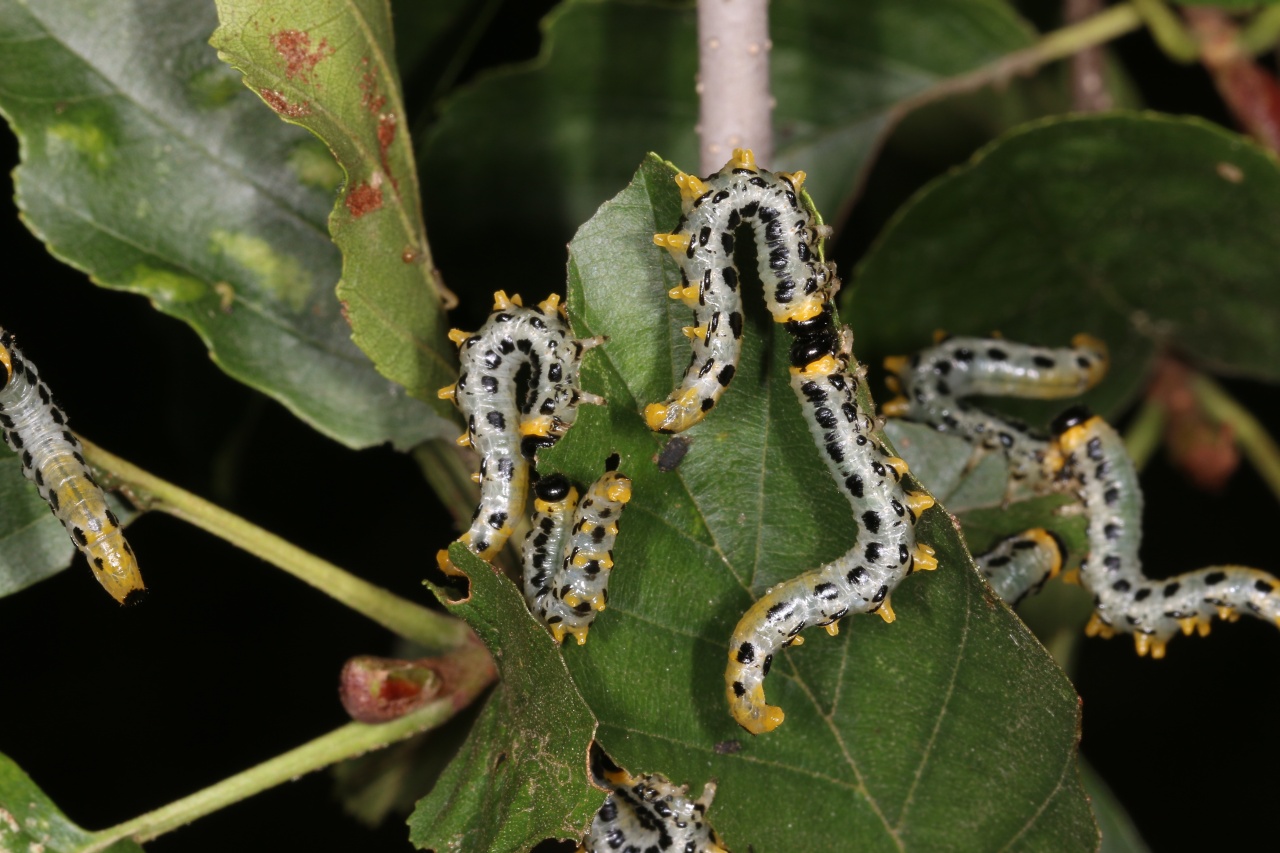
[436,291,603,572]
[974,527,1066,606]
[0,328,144,605]
[882,334,1108,498]
[1052,406,1280,658]
[649,149,937,734]
[521,458,632,645]
[579,769,728,853]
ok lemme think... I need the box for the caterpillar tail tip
[732,696,784,735]
[436,548,465,578]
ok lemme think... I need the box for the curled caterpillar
[0,329,144,605]
[522,459,632,645]
[1052,406,1280,658]
[882,334,1108,497]
[436,291,602,570]
[649,150,937,734]
[579,769,728,853]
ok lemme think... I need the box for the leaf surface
[0,0,446,449]
[496,155,1097,851]
[853,113,1280,418]
[409,543,601,852]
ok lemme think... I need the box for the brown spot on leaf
[360,64,386,114]
[270,30,333,84]
[402,247,419,263]
[346,179,383,218]
[260,88,311,117]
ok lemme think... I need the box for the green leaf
[419,0,1034,294]
[409,542,601,852]
[0,752,144,853]
[852,113,1280,419]
[212,0,458,425]
[497,155,1095,851]
[0,0,447,449]
[0,443,137,599]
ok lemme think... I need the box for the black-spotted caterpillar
[883,333,1109,501]
[649,150,937,734]
[884,334,1280,656]
[1051,406,1280,658]
[0,328,144,605]
[438,292,629,644]
[579,769,728,853]
[522,459,632,645]
[881,334,1108,602]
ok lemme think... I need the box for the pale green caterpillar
[648,150,937,734]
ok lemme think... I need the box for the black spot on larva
[700,397,715,412]
[93,557,105,571]
[728,311,744,339]
[72,526,88,546]
[986,347,1008,361]
[1204,571,1226,586]
[845,474,864,498]
[736,642,756,664]
[486,411,506,430]
[548,362,562,382]
[872,584,888,603]
[741,201,760,218]
[1135,588,1151,601]
[1103,555,1121,570]
[898,543,909,564]
[1103,487,1120,506]
[1256,579,1276,594]
[986,555,1012,568]
[814,407,838,429]
[814,582,837,600]
[486,512,508,530]
[717,364,736,387]
[106,509,120,527]
[721,231,735,254]
[1086,437,1104,461]
[847,567,868,584]
[721,266,739,291]
[1112,579,1131,592]
[861,510,880,533]
[697,358,715,378]
[1104,523,1121,540]
[497,457,515,481]
[482,352,502,370]
[698,225,711,247]
[21,450,32,470]
[864,541,882,563]
[732,681,746,698]
[1032,355,1056,368]
[48,489,59,511]
[762,654,773,675]
[51,407,66,425]
[480,375,499,393]
[766,601,794,622]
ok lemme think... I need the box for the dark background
[2,2,1278,851]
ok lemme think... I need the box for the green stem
[80,439,470,652]
[1190,375,1280,504]
[1131,0,1200,64]
[900,4,1144,111]
[1122,397,1166,474]
[1239,6,1280,56]
[80,641,494,851]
